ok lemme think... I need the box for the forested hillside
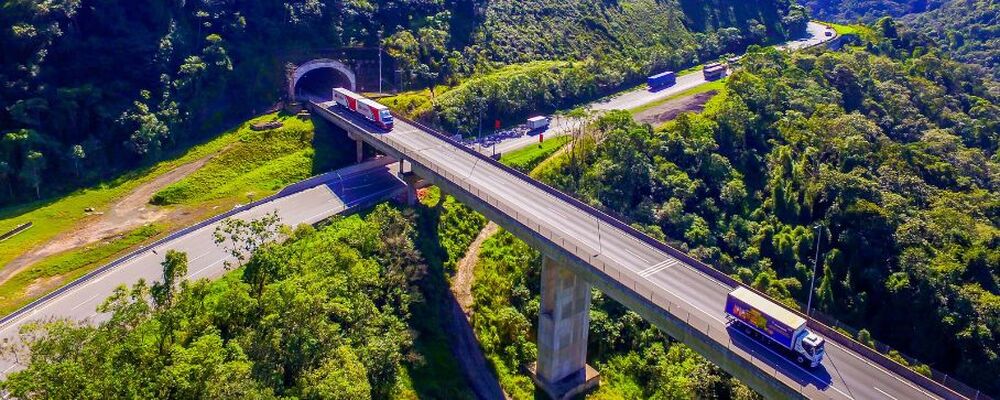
[901,0,999,77]
[0,0,806,207]
[533,35,1000,395]
[388,0,808,133]
[803,0,945,22]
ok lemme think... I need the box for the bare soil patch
[632,91,718,126]
[0,153,217,284]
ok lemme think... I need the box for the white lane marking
[874,387,899,400]
[623,248,652,265]
[726,327,853,399]
[638,259,677,277]
[189,258,227,279]
[830,341,938,399]
[187,250,215,264]
[68,292,103,312]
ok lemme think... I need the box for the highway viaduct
[308,100,975,400]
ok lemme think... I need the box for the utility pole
[807,224,823,316]
[378,31,384,94]
[477,101,484,153]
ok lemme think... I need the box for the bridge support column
[529,256,600,399]
[398,160,420,206]
[355,138,364,164]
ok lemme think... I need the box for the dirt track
[0,153,216,285]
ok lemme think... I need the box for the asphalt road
[314,101,947,400]
[0,161,405,376]
[489,21,835,155]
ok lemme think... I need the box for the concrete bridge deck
[311,100,968,400]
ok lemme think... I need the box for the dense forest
[802,0,946,22]
[0,0,807,206]
[900,0,999,77]
[1,206,436,399]
[803,0,997,77]
[527,27,999,395]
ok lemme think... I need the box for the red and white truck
[332,88,394,130]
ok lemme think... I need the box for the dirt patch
[0,152,218,285]
[452,222,499,313]
[22,275,66,300]
[632,90,718,126]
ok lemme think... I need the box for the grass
[0,110,352,318]
[152,112,346,205]
[499,135,572,172]
[628,78,727,115]
[819,21,863,37]
[380,85,451,118]
[0,224,164,315]
[0,123,241,271]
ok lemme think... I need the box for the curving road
[490,21,835,155]
[0,159,405,376]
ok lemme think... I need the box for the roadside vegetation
[534,31,1000,395]
[1,205,477,399]
[628,80,728,115]
[499,136,572,173]
[151,113,347,205]
[0,0,805,207]
[0,111,349,317]
[0,224,163,315]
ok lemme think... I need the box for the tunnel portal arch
[289,59,357,100]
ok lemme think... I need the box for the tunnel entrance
[289,59,357,101]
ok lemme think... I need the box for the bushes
[151,113,326,205]
[2,206,430,399]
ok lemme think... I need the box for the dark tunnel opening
[295,67,351,102]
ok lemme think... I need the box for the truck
[526,116,550,131]
[332,87,394,130]
[725,287,826,368]
[647,70,676,88]
[703,62,726,81]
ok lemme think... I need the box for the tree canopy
[1,205,428,399]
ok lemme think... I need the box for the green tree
[18,150,44,199]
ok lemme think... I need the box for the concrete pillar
[399,170,420,207]
[530,256,600,399]
[355,138,364,164]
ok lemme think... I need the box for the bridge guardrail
[387,112,982,400]
[0,164,391,329]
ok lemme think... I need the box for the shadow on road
[727,325,834,391]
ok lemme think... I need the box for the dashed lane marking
[638,259,678,277]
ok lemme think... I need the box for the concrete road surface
[0,161,405,376]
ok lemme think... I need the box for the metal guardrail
[384,112,983,400]
[0,223,32,242]
[0,164,391,328]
